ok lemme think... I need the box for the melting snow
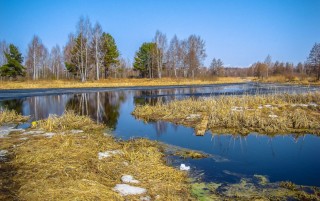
[121,175,140,184]
[70,129,84,134]
[98,150,122,159]
[113,184,147,196]
[180,164,190,171]
[269,115,278,118]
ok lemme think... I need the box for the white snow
[98,150,122,160]
[140,196,151,201]
[186,114,201,119]
[0,126,24,138]
[180,164,190,171]
[0,150,8,161]
[113,184,147,196]
[269,114,278,118]
[121,175,140,184]
[23,130,45,135]
[231,106,243,111]
[70,129,84,134]
[43,132,56,138]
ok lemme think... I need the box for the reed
[0,109,29,125]
[133,92,320,135]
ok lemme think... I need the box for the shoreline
[0,77,249,90]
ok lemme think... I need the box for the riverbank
[0,77,249,90]
[0,111,192,200]
[133,92,320,136]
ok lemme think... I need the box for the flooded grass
[0,77,248,89]
[133,92,320,135]
[191,178,320,200]
[0,112,193,200]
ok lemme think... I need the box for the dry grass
[36,110,104,132]
[0,77,249,89]
[3,112,193,201]
[0,109,29,125]
[133,92,320,135]
[260,75,320,85]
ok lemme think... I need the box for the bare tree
[91,22,103,80]
[153,30,167,78]
[167,35,180,77]
[0,40,9,67]
[307,43,320,80]
[185,35,206,78]
[264,55,272,78]
[26,35,48,80]
[210,58,224,76]
[50,45,63,79]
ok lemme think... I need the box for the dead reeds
[133,92,320,135]
[0,109,29,125]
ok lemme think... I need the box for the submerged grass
[133,92,320,135]
[0,77,248,89]
[0,109,29,125]
[4,112,192,200]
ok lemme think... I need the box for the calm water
[1,83,320,186]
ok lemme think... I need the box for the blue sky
[0,0,319,67]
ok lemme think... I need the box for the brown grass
[2,112,193,200]
[260,75,320,85]
[0,109,29,125]
[0,77,249,89]
[133,92,320,135]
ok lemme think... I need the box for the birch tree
[91,22,103,80]
[167,35,180,77]
[153,30,167,78]
[50,45,63,79]
[26,35,48,80]
[0,40,9,67]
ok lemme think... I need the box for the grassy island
[133,92,320,136]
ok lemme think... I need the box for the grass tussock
[0,77,248,89]
[35,110,104,132]
[0,109,29,125]
[133,92,320,135]
[8,112,192,200]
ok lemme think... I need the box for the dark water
[1,83,320,186]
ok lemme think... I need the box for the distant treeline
[0,16,319,81]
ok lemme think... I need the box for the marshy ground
[133,92,320,136]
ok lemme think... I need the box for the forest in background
[0,16,320,82]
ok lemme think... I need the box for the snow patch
[0,150,8,161]
[70,129,84,134]
[0,126,24,138]
[23,130,45,135]
[140,195,151,201]
[121,175,140,184]
[113,184,147,196]
[269,114,278,118]
[98,150,122,160]
[180,164,190,171]
[43,132,56,138]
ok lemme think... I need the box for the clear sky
[0,0,320,67]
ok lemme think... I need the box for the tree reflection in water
[66,91,126,130]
